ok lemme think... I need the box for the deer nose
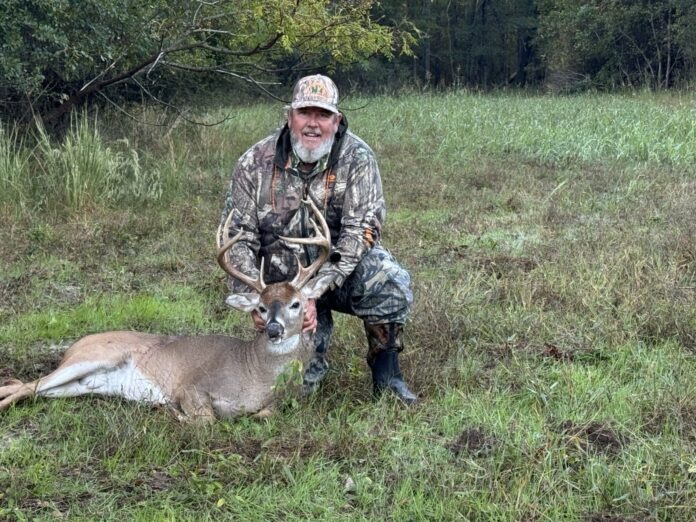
[265,321,284,340]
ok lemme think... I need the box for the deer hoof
[252,407,274,420]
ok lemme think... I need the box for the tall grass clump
[31,115,163,211]
[0,124,32,210]
[0,113,173,215]
[95,103,283,193]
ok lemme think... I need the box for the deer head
[216,199,331,343]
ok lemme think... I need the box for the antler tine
[217,212,266,293]
[280,199,332,290]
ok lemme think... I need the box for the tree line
[2,0,695,126]
[353,0,696,92]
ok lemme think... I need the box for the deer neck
[252,331,314,377]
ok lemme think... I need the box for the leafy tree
[0,0,408,124]
[536,0,696,90]
[367,0,538,89]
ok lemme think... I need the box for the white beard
[290,131,335,164]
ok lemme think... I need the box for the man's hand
[302,298,317,333]
[250,298,317,333]
[251,310,265,332]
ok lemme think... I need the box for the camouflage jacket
[219,115,385,295]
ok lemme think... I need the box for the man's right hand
[251,310,265,332]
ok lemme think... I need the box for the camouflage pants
[303,244,413,391]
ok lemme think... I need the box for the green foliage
[357,0,696,90]
[0,0,403,124]
[536,0,696,90]
[360,0,539,88]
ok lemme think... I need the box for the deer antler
[280,198,332,290]
[217,212,266,293]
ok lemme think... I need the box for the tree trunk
[423,0,432,85]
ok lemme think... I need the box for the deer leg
[36,360,127,397]
[0,354,131,411]
[177,388,216,424]
[252,406,275,420]
[0,381,40,410]
[0,379,24,399]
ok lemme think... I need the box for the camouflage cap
[290,75,339,114]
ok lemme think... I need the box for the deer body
[0,199,331,423]
[0,306,314,420]
[0,328,314,421]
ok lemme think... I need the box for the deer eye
[290,301,301,309]
[258,305,267,314]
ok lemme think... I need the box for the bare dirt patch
[0,267,43,317]
[678,403,696,444]
[585,514,639,522]
[127,469,178,494]
[448,426,498,458]
[0,349,64,382]
[640,397,696,445]
[205,435,345,465]
[557,420,628,456]
[541,342,575,362]
[470,254,538,278]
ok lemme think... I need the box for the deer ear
[225,293,260,312]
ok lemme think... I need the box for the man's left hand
[303,298,317,333]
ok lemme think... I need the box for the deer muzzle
[265,321,284,342]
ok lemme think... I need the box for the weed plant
[0,92,695,520]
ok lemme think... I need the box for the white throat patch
[268,334,300,355]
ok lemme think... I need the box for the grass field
[1,91,695,520]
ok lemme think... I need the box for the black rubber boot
[365,323,417,404]
[302,354,329,396]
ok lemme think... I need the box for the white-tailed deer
[0,200,331,423]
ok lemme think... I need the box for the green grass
[1,91,695,520]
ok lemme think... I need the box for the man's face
[288,107,341,163]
